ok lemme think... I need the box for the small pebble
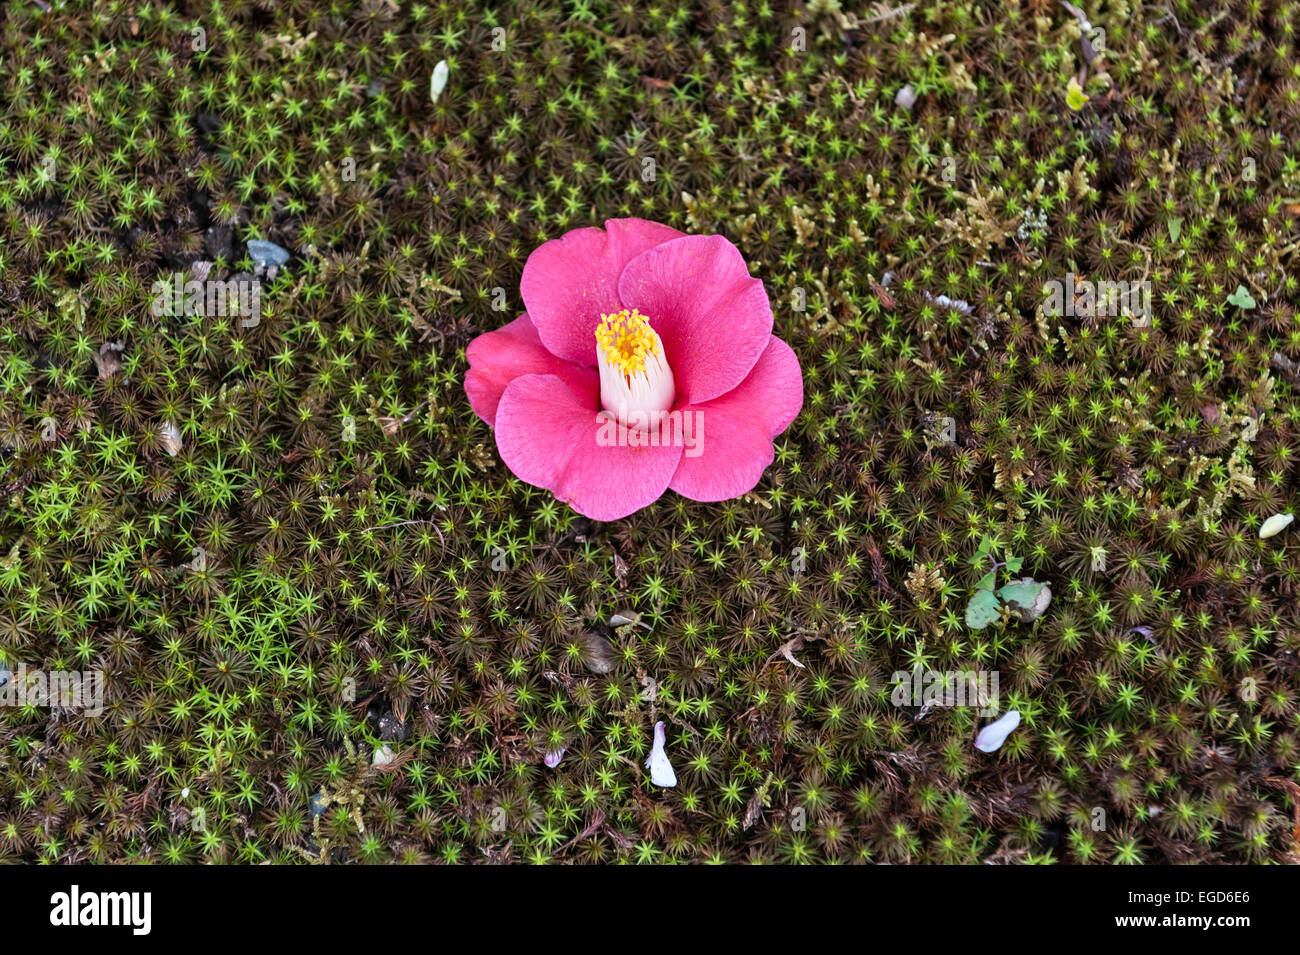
[246,239,289,268]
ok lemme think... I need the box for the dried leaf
[579,631,618,675]
[94,342,124,379]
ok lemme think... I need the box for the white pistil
[594,309,676,429]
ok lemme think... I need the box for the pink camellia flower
[464,218,803,521]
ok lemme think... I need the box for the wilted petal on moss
[1260,513,1294,539]
[975,711,1021,753]
[159,421,182,457]
[645,721,677,787]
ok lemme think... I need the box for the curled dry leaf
[764,631,823,671]
[94,341,124,379]
[579,630,618,675]
[780,643,806,669]
[869,276,895,308]
[610,609,651,630]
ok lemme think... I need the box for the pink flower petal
[464,314,589,428]
[668,335,803,502]
[520,218,684,366]
[617,234,773,405]
[494,372,684,521]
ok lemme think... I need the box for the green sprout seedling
[965,536,1051,630]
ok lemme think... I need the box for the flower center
[594,308,676,427]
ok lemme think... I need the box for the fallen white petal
[159,421,182,456]
[544,746,566,769]
[431,60,449,103]
[925,291,974,314]
[645,720,677,787]
[975,710,1021,753]
[1259,513,1294,539]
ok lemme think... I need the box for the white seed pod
[975,710,1021,753]
[645,721,676,787]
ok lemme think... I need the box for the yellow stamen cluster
[594,309,660,378]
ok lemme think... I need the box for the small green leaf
[1004,556,1024,573]
[976,570,996,591]
[1167,217,1182,243]
[965,588,1002,630]
[1227,285,1256,309]
[999,580,1042,604]
[998,578,1053,623]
